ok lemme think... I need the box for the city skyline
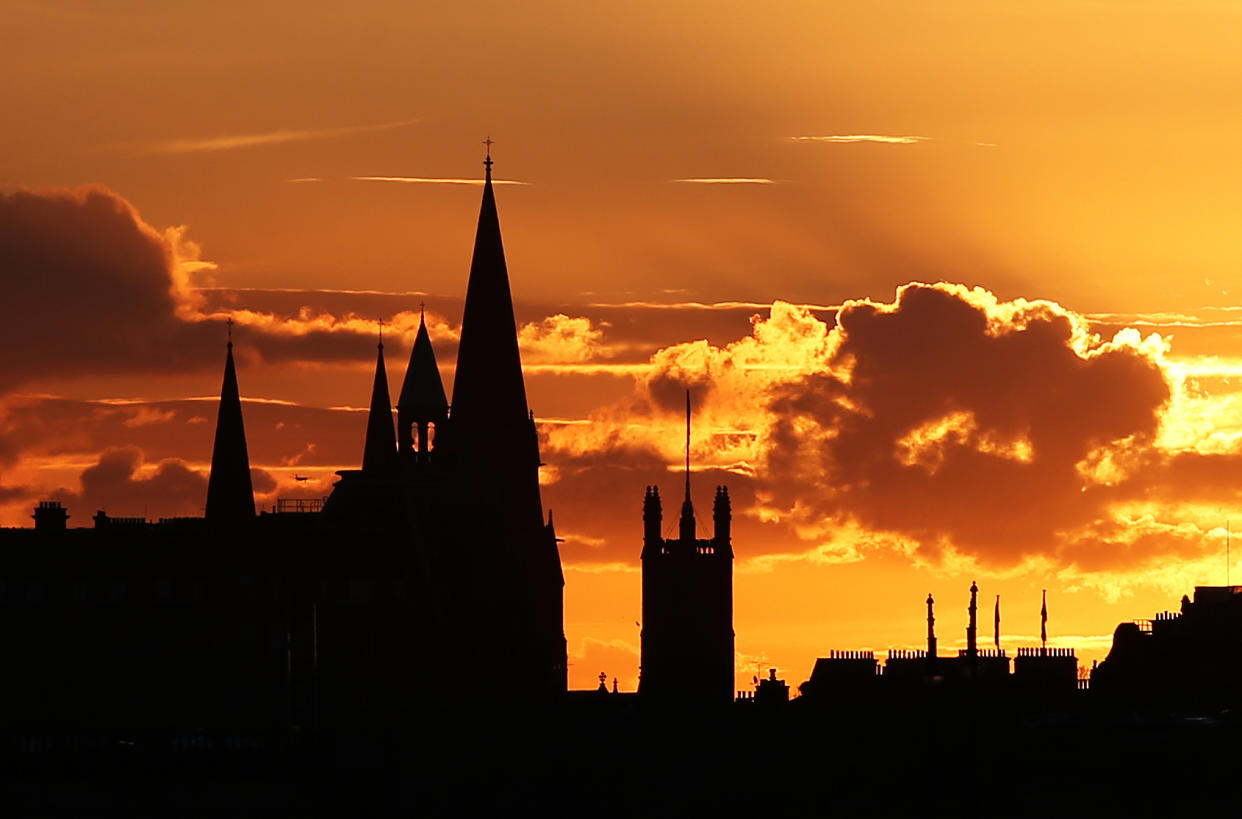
[6,1,1242,693]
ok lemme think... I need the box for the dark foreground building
[0,152,566,739]
[1092,585,1242,710]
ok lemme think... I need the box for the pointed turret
[713,486,731,545]
[397,309,448,459]
[205,325,255,523]
[362,336,398,474]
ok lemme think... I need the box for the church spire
[205,320,255,523]
[362,331,398,474]
[449,144,531,433]
[397,309,448,458]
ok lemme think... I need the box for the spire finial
[483,136,494,179]
[226,316,234,347]
[378,319,384,349]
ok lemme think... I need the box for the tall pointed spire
[679,390,696,542]
[450,144,531,435]
[205,321,255,523]
[397,309,447,457]
[362,331,398,474]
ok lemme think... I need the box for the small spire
[679,389,695,542]
[378,319,384,349]
[361,338,398,475]
[684,389,691,503]
[483,136,494,180]
[226,316,234,347]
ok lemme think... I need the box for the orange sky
[5,1,1242,692]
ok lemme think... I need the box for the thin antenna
[684,389,691,501]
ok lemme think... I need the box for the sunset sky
[6,0,1242,692]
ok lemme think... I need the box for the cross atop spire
[483,136,494,179]
[378,319,385,348]
[226,316,234,347]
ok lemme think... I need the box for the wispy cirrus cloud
[672,177,777,184]
[143,118,420,155]
[790,134,931,144]
[351,176,529,186]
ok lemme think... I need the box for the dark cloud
[45,445,278,522]
[759,283,1174,567]
[0,186,221,391]
[52,446,208,520]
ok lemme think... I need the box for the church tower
[205,324,255,523]
[639,393,734,704]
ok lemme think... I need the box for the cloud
[0,185,466,393]
[671,178,777,184]
[0,185,221,391]
[50,446,208,519]
[537,283,1242,583]
[790,135,931,144]
[518,315,610,363]
[351,176,529,186]
[142,118,419,155]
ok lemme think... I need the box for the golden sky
[5,1,1242,692]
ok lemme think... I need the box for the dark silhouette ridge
[798,582,1076,705]
[360,337,397,475]
[204,332,254,522]
[395,309,447,460]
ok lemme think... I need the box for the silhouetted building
[797,584,1079,706]
[800,651,879,700]
[1092,586,1242,710]
[639,397,734,703]
[0,151,567,739]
